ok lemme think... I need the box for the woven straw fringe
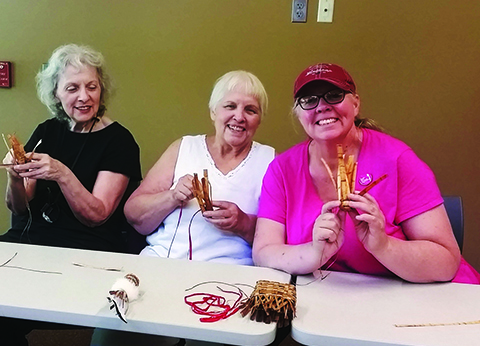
[240,280,296,327]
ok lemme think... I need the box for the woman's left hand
[13,153,66,182]
[346,192,389,253]
[202,200,252,234]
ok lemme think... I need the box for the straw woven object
[240,280,296,327]
[322,144,386,209]
[192,169,213,212]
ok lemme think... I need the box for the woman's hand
[4,150,36,215]
[13,153,66,182]
[2,150,22,180]
[346,192,388,254]
[171,174,195,205]
[202,201,256,243]
[312,200,344,266]
[10,151,129,227]
[203,200,246,231]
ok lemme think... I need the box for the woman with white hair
[0,44,141,345]
[1,43,141,253]
[125,70,275,265]
[90,71,275,346]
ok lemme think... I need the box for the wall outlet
[292,0,308,23]
[317,0,334,23]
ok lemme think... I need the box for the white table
[292,271,480,346]
[0,242,290,345]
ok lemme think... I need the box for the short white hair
[208,70,268,117]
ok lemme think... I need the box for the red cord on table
[184,285,246,323]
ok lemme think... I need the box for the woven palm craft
[240,280,296,327]
[192,169,213,212]
[322,144,387,210]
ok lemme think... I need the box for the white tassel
[111,277,139,301]
[107,273,140,323]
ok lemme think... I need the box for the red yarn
[184,286,246,323]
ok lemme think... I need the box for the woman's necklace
[71,117,99,133]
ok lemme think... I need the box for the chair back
[443,195,464,252]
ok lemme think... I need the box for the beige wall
[1,1,479,270]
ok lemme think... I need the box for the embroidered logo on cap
[305,64,332,77]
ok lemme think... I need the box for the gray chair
[443,195,464,252]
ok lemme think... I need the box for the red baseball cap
[293,63,356,97]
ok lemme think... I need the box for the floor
[277,334,301,346]
[27,329,94,346]
[27,329,301,346]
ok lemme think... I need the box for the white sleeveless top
[142,135,275,265]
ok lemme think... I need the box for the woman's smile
[227,124,246,132]
[75,105,93,112]
[315,117,339,126]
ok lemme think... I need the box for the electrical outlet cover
[292,0,308,23]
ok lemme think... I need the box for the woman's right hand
[171,174,195,205]
[124,138,186,235]
[4,150,36,215]
[2,150,22,180]
[312,200,344,266]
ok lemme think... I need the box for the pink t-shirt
[258,129,480,284]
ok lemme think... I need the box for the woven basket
[240,280,296,327]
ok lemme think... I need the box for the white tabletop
[0,242,290,345]
[292,271,480,346]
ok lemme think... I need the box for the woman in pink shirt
[253,63,479,284]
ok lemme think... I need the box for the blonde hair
[208,71,268,117]
[354,117,385,132]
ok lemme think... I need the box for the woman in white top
[91,72,274,346]
[125,70,275,265]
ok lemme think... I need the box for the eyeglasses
[296,89,348,110]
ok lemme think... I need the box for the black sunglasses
[297,89,348,110]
